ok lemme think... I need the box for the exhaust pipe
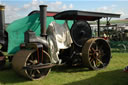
[39,5,47,37]
[0,5,5,37]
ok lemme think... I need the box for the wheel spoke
[29,69,34,77]
[95,58,98,65]
[28,60,34,64]
[93,60,97,67]
[98,45,105,57]
[95,44,99,52]
[97,58,103,65]
[36,69,41,74]
[98,50,105,59]
[99,52,105,58]
[32,70,37,77]
[92,48,96,53]
[89,53,93,56]
[89,57,94,62]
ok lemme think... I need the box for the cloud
[3,0,44,23]
[96,5,128,19]
[23,0,44,10]
[96,5,117,13]
[47,1,73,11]
[111,4,117,7]
[47,1,62,11]
[62,4,67,9]
[62,4,73,10]
[2,0,73,23]
[55,1,62,5]
[115,9,128,19]
[69,4,73,9]
[5,5,23,23]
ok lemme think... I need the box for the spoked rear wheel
[12,49,51,80]
[82,38,111,70]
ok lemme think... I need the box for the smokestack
[0,5,5,37]
[39,5,47,37]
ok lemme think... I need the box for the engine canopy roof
[54,10,120,21]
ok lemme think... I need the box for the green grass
[0,53,128,85]
[90,19,128,25]
[110,20,128,24]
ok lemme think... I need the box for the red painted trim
[47,12,58,17]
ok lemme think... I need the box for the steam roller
[12,49,51,80]
[0,3,121,80]
[82,38,111,70]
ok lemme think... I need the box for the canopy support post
[97,19,100,37]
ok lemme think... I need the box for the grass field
[90,19,128,25]
[0,52,128,85]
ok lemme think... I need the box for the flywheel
[70,20,92,47]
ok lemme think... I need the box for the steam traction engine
[0,5,120,80]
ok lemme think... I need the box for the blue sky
[0,0,128,23]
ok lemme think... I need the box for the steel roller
[12,49,51,80]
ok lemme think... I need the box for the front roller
[82,38,111,70]
[12,49,51,80]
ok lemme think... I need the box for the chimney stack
[0,5,5,37]
[39,5,47,37]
